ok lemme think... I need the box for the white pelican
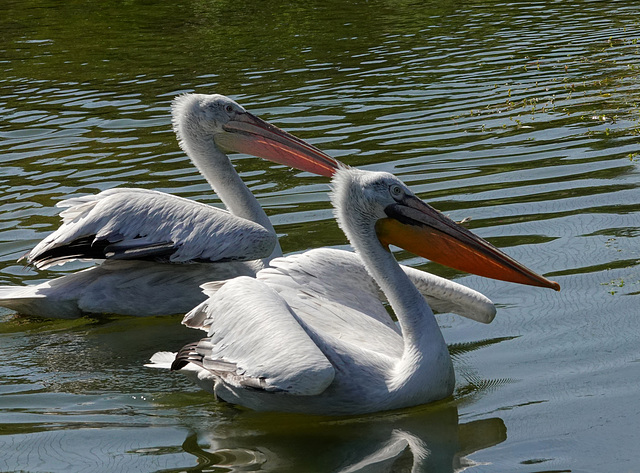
[148,165,559,415]
[0,94,337,318]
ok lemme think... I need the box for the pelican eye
[225,104,234,113]
[390,184,403,199]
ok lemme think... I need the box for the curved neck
[188,139,282,262]
[338,213,450,388]
[348,222,443,349]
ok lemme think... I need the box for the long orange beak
[375,195,560,290]
[214,111,340,177]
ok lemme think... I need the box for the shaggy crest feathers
[171,94,245,156]
[329,167,412,241]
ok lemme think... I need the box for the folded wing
[181,276,335,395]
[27,188,276,268]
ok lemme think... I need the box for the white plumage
[149,167,558,415]
[0,260,259,318]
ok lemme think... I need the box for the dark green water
[1,0,639,471]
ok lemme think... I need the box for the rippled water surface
[1,0,639,471]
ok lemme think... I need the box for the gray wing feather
[182,276,335,395]
[27,188,276,268]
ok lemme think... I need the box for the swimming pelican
[0,94,337,318]
[148,165,559,415]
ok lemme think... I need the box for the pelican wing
[259,248,398,329]
[260,248,496,324]
[255,249,405,359]
[26,188,276,269]
[400,265,496,323]
[181,276,335,395]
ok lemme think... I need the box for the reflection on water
[0,314,509,472]
[165,406,506,472]
[1,0,639,471]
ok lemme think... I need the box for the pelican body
[149,165,559,415]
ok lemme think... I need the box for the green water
[1,0,639,471]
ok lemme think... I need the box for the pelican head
[171,93,339,177]
[331,167,560,291]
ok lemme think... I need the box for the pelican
[0,94,337,318]
[148,165,559,415]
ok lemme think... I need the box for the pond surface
[1,0,639,471]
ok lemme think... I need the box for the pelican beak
[215,111,340,177]
[375,195,560,291]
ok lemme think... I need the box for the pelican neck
[190,143,283,262]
